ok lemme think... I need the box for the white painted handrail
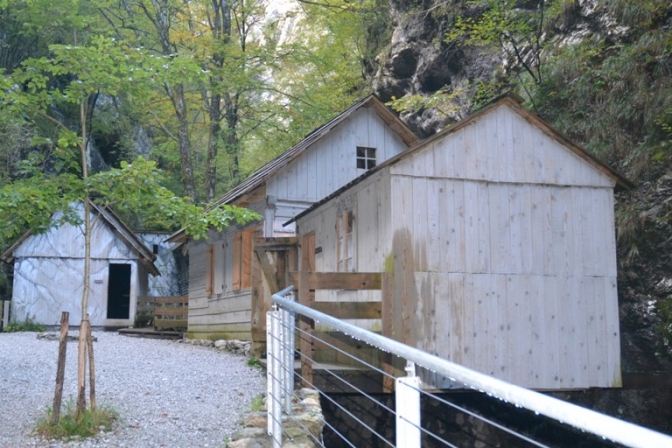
[271,286,672,448]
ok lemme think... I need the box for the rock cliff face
[373,0,640,137]
[371,0,672,433]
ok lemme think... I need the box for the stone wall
[136,233,180,296]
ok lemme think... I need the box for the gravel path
[0,332,266,448]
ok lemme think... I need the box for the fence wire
[267,288,672,448]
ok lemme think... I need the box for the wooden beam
[382,272,395,393]
[153,296,188,305]
[154,307,188,317]
[311,301,382,319]
[253,237,298,249]
[154,319,187,329]
[255,248,280,293]
[289,272,382,290]
[298,270,314,388]
[250,238,265,355]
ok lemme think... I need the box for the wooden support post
[86,316,96,411]
[51,311,69,424]
[298,271,314,388]
[382,273,395,393]
[250,243,264,356]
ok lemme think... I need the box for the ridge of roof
[1,201,160,276]
[287,94,634,225]
[167,94,418,243]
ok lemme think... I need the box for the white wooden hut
[292,96,632,390]
[1,203,159,327]
[168,95,418,340]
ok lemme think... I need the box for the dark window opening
[152,244,159,255]
[356,146,376,170]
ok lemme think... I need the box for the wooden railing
[288,272,392,390]
[136,296,188,331]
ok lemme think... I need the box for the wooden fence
[136,296,188,331]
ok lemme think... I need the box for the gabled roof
[288,95,634,225]
[167,94,418,243]
[1,201,160,276]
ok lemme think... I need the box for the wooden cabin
[168,95,418,341]
[291,96,632,390]
[1,203,161,327]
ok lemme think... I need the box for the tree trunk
[51,311,69,425]
[205,93,222,202]
[76,98,91,418]
[169,84,197,200]
[86,317,96,411]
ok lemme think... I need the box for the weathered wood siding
[296,102,621,390]
[297,170,391,331]
[188,106,412,340]
[389,105,615,188]
[186,227,254,340]
[266,106,408,204]
[386,177,619,389]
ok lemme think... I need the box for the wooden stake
[86,315,96,411]
[51,311,69,424]
[76,320,88,417]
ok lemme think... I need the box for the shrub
[4,316,45,332]
[35,403,117,440]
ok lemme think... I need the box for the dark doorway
[107,264,131,319]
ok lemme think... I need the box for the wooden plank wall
[385,175,620,388]
[389,105,615,188]
[266,107,409,205]
[187,230,255,340]
[383,105,621,389]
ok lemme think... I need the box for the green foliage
[4,316,45,332]
[35,403,117,440]
[0,156,260,245]
[533,25,672,176]
[387,87,463,116]
[246,355,262,370]
[250,393,264,411]
[446,0,547,85]
[89,157,261,239]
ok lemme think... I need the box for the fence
[136,296,188,331]
[267,286,672,448]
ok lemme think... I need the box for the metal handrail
[271,286,672,448]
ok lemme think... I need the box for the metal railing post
[269,307,283,448]
[283,292,295,415]
[266,310,273,436]
[396,361,421,448]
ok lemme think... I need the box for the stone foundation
[321,391,646,447]
[228,388,325,448]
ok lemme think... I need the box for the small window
[356,146,376,170]
[336,211,355,272]
[152,244,159,255]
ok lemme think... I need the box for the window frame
[336,210,355,272]
[356,146,377,170]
